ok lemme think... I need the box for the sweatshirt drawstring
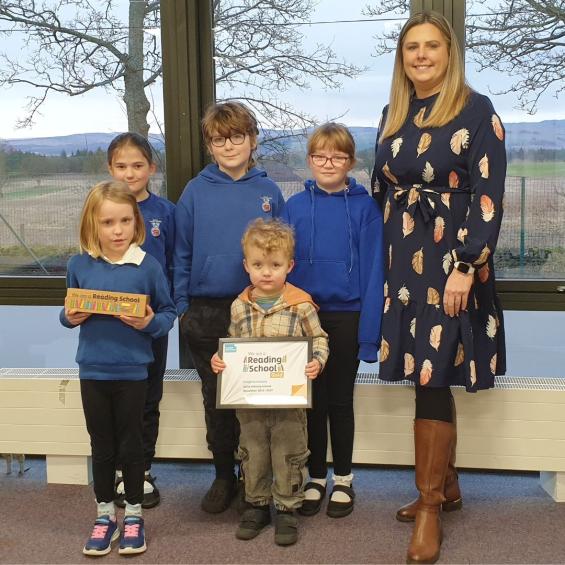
[344,183,353,273]
[309,184,315,265]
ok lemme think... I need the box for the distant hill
[2,120,565,156]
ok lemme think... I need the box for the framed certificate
[216,337,312,409]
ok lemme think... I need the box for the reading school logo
[260,196,272,213]
[243,353,286,378]
[150,219,161,237]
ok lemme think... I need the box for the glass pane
[212,0,409,199]
[466,1,565,279]
[0,1,164,277]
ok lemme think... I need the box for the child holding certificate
[60,181,176,556]
[211,218,329,546]
[282,123,384,518]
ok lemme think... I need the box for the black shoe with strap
[297,481,326,516]
[236,505,271,540]
[201,476,237,514]
[326,483,355,518]
[274,511,298,546]
[142,473,161,509]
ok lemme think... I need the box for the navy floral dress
[372,91,506,392]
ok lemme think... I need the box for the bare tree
[0,0,362,146]
[364,0,565,114]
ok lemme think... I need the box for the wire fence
[0,172,563,278]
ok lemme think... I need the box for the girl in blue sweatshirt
[108,132,176,509]
[282,123,384,518]
[173,102,285,514]
[60,181,176,556]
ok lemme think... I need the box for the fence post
[519,176,526,271]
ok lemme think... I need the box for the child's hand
[211,353,226,374]
[305,358,322,380]
[65,308,91,326]
[120,304,155,330]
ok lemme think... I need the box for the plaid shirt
[228,283,329,370]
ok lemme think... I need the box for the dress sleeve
[371,106,389,209]
[452,100,506,266]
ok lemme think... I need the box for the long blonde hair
[380,11,470,141]
[79,181,145,258]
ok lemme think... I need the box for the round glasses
[310,154,350,167]
[210,133,247,147]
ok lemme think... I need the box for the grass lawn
[507,161,565,178]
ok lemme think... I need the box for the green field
[507,161,565,178]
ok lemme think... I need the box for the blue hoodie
[282,178,384,362]
[173,164,285,315]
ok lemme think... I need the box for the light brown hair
[241,218,295,261]
[380,11,470,141]
[202,101,260,168]
[79,181,145,258]
[307,122,357,167]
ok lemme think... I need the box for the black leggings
[415,385,454,423]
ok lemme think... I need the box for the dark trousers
[143,334,168,469]
[415,385,454,422]
[181,297,239,479]
[307,311,360,478]
[80,379,147,505]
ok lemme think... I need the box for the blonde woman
[371,12,506,564]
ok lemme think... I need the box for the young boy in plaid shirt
[211,218,329,546]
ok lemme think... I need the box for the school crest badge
[150,219,162,237]
[261,196,273,213]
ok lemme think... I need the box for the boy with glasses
[173,102,285,514]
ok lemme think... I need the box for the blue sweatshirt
[138,191,176,287]
[173,163,285,315]
[60,250,177,380]
[282,178,385,362]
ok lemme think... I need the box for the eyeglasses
[310,154,350,167]
[210,133,247,147]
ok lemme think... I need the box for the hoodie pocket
[291,260,353,303]
[195,254,248,295]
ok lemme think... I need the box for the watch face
[455,262,470,274]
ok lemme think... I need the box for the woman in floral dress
[371,11,506,564]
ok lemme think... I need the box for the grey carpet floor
[0,457,563,564]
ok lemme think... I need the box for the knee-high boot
[406,419,455,564]
[396,398,462,522]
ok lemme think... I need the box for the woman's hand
[211,353,226,374]
[443,270,473,317]
[305,358,322,380]
[65,308,91,326]
[120,304,155,330]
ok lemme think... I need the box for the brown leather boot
[397,400,462,522]
[406,419,455,564]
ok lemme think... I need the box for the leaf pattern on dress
[384,199,391,223]
[388,244,392,269]
[486,315,497,339]
[470,360,477,386]
[490,353,497,375]
[441,193,451,209]
[422,161,435,183]
[417,133,432,157]
[408,187,419,206]
[383,161,399,184]
[413,107,426,127]
[433,217,445,243]
[480,194,495,222]
[491,114,504,141]
[430,325,442,351]
[384,281,389,297]
[384,297,391,313]
[474,245,491,265]
[454,343,464,366]
[412,248,424,274]
[449,170,459,188]
[420,359,433,385]
[398,285,410,305]
[402,212,415,238]
[478,263,490,283]
[410,318,416,338]
[427,287,441,305]
[391,137,403,158]
[479,154,489,178]
[442,252,453,275]
[380,338,390,362]
[450,128,469,155]
[404,353,415,376]
[457,228,468,243]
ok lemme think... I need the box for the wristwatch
[453,261,475,275]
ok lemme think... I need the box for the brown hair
[380,11,470,140]
[107,132,154,166]
[201,101,260,168]
[79,181,145,258]
[241,218,295,261]
[307,122,357,167]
